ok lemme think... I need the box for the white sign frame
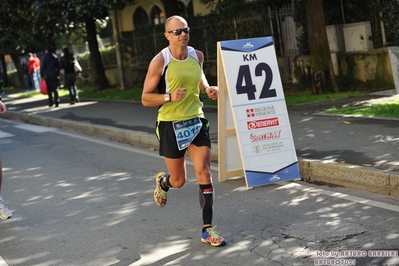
[217,37,300,188]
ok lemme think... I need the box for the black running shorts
[156,118,211,158]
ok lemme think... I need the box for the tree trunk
[85,17,110,90]
[306,0,339,93]
[10,53,25,90]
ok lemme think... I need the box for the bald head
[165,15,187,32]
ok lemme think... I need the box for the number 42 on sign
[217,36,300,188]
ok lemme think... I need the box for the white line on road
[14,124,57,133]
[0,130,14,139]
[0,256,9,266]
[54,130,165,160]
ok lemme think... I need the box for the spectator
[60,47,80,104]
[28,53,40,91]
[33,53,41,86]
[21,58,33,90]
[40,46,60,107]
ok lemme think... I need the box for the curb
[3,111,399,197]
[298,159,399,197]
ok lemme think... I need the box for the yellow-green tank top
[156,46,204,122]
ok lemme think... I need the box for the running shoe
[154,172,167,207]
[0,196,13,220]
[201,226,226,247]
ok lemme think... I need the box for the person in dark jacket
[60,47,80,104]
[41,45,60,107]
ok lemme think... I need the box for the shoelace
[206,226,221,238]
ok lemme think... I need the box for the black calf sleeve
[199,183,214,225]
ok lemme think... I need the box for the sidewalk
[2,91,399,197]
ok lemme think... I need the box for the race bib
[172,117,202,150]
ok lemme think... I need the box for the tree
[0,0,41,89]
[33,0,137,90]
[305,0,339,93]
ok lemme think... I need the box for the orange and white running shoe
[154,172,167,207]
[201,226,226,247]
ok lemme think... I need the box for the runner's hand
[0,102,6,114]
[171,88,187,102]
[206,86,219,100]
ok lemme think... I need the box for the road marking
[54,130,165,160]
[0,131,14,139]
[277,182,399,213]
[1,119,56,136]
[14,124,57,133]
[0,256,9,266]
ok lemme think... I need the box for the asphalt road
[1,118,399,266]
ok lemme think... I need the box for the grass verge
[326,101,399,118]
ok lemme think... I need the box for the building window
[151,6,165,25]
[133,7,149,30]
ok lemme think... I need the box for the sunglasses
[167,27,190,36]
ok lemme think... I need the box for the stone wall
[292,47,395,90]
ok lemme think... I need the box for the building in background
[114,0,211,33]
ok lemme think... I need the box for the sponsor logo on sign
[250,130,281,143]
[253,145,262,154]
[246,106,276,118]
[243,42,254,48]
[247,118,279,130]
[269,175,280,182]
[252,141,285,154]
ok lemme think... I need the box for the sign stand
[217,49,244,183]
[217,37,300,189]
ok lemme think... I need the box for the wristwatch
[164,93,171,102]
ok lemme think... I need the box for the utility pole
[112,7,126,90]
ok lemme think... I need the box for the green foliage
[75,46,116,64]
[0,0,137,55]
[99,45,117,65]
[0,0,42,54]
[381,1,399,46]
[76,87,143,101]
[65,25,88,46]
[327,102,399,118]
[32,0,136,43]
